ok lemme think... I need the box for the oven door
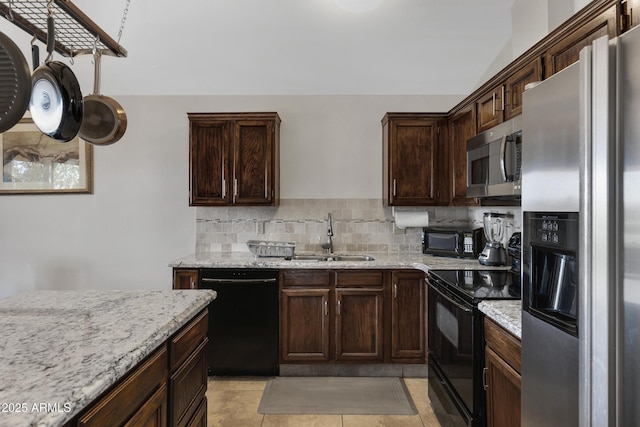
[427,278,476,424]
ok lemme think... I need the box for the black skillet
[0,31,31,133]
[29,16,82,142]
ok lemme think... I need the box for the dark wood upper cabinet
[447,103,479,206]
[188,112,280,206]
[624,0,640,30]
[476,85,505,133]
[382,113,447,206]
[542,4,618,78]
[504,58,542,120]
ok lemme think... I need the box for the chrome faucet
[320,213,333,254]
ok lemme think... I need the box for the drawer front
[123,383,167,427]
[335,271,383,287]
[184,397,207,427]
[484,317,521,373]
[78,346,168,427]
[170,309,208,370]
[170,339,208,427]
[281,270,331,287]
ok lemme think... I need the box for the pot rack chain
[0,0,127,58]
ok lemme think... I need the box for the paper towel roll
[393,210,429,229]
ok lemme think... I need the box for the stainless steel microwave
[422,226,485,258]
[466,115,522,198]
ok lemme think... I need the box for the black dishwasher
[200,269,279,376]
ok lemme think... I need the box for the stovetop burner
[428,269,521,302]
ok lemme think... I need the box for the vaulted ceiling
[1,0,516,96]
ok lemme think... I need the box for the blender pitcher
[478,212,512,266]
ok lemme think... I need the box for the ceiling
[1,0,516,96]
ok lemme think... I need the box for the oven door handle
[429,282,472,313]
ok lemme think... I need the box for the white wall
[0,95,459,297]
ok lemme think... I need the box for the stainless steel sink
[330,255,375,261]
[288,254,330,261]
[288,254,375,262]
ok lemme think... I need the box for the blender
[478,212,511,266]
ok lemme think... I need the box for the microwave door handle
[499,134,508,182]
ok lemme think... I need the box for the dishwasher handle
[201,278,277,284]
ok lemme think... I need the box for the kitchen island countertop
[0,289,216,427]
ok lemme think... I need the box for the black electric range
[427,269,521,304]
[426,268,520,427]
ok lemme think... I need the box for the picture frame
[0,116,93,194]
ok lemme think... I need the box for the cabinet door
[189,119,230,206]
[448,104,479,206]
[335,288,384,361]
[390,270,425,360]
[281,288,331,362]
[476,85,504,133]
[233,119,276,205]
[484,347,521,427]
[385,116,441,206]
[173,269,199,290]
[504,58,542,120]
[629,0,640,30]
[543,4,617,78]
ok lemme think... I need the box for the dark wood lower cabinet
[70,309,209,427]
[280,269,424,364]
[390,270,426,361]
[484,317,521,427]
[280,288,331,362]
[335,287,383,361]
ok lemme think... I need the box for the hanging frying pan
[79,50,127,145]
[29,15,82,142]
[0,31,31,133]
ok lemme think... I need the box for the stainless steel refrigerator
[521,24,640,426]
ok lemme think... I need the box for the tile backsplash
[195,199,521,254]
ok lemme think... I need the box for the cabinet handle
[234,178,238,197]
[222,163,226,198]
[492,92,496,115]
[393,179,397,196]
[483,367,489,390]
[337,300,341,315]
[501,86,505,111]
[394,283,397,298]
[190,278,195,289]
[324,300,328,316]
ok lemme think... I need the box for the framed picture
[1,116,93,194]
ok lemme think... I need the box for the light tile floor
[206,377,443,427]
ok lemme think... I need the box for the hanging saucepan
[0,31,32,133]
[29,15,83,142]
[79,50,127,145]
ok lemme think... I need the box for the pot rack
[0,0,127,58]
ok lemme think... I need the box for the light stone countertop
[170,251,521,337]
[478,299,522,339]
[0,289,216,427]
[169,251,510,272]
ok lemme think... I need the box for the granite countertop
[169,251,511,272]
[169,250,521,342]
[0,289,216,427]
[478,299,522,339]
